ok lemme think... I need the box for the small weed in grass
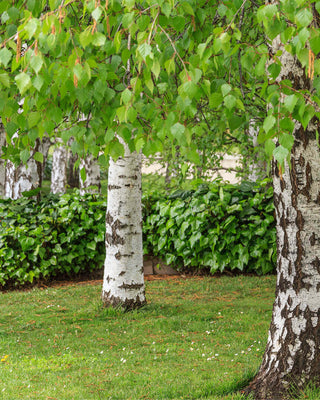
[0,275,281,399]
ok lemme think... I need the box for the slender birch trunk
[0,122,5,197]
[245,35,320,400]
[102,141,146,309]
[246,120,266,182]
[5,139,43,200]
[79,155,101,195]
[51,140,67,194]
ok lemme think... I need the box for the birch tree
[102,140,145,309]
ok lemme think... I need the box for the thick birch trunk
[5,140,42,200]
[79,155,101,195]
[0,122,5,197]
[51,140,67,194]
[246,35,320,400]
[102,142,146,309]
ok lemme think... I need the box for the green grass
[0,275,318,399]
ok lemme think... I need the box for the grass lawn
[0,275,317,400]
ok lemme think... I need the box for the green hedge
[0,181,276,288]
[143,180,276,275]
[0,192,106,287]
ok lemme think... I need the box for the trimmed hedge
[143,180,276,275]
[0,180,276,288]
[0,192,106,287]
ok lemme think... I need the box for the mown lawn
[0,274,313,400]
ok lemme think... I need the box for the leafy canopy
[0,0,319,167]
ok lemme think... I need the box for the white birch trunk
[50,140,67,194]
[246,30,320,400]
[102,141,146,309]
[79,155,101,195]
[0,122,5,197]
[247,120,266,182]
[5,138,42,200]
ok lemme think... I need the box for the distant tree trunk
[245,31,320,400]
[0,122,5,197]
[79,155,101,195]
[246,120,267,182]
[40,136,52,181]
[67,149,79,188]
[5,139,43,200]
[102,140,146,310]
[50,140,67,194]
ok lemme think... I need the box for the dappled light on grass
[0,275,286,399]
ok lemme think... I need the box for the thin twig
[225,0,248,32]
[159,25,189,76]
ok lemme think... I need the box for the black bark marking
[118,283,144,290]
[105,213,125,246]
[101,291,146,311]
[108,185,121,190]
[310,233,316,246]
[312,257,320,275]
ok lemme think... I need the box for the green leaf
[92,6,102,22]
[0,72,10,88]
[15,72,31,95]
[28,112,41,128]
[295,8,313,28]
[265,139,276,158]
[34,152,44,163]
[30,55,43,74]
[263,115,276,133]
[80,167,86,183]
[32,75,44,91]
[171,122,185,138]
[310,35,320,55]
[181,1,195,16]
[114,31,122,53]
[137,43,152,60]
[92,32,106,46]
[283,94,298,113]
[273,145,289,166]
[20,149,30,164]
[79,29,93,48]
[121,88,132,105]
[0,47,12,68]
[151,58,161,79]
[224,94,236,110]
[209,92,223,108]
[279,133,294,151]
[268,63,281,79]
[25,18,39,39]
[279,117,295,132]
[221,83,232,96]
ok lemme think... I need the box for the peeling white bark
[51,140,67,194]
[5,157,40,200]
[102,140,146,309]
[79,155,101,195]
